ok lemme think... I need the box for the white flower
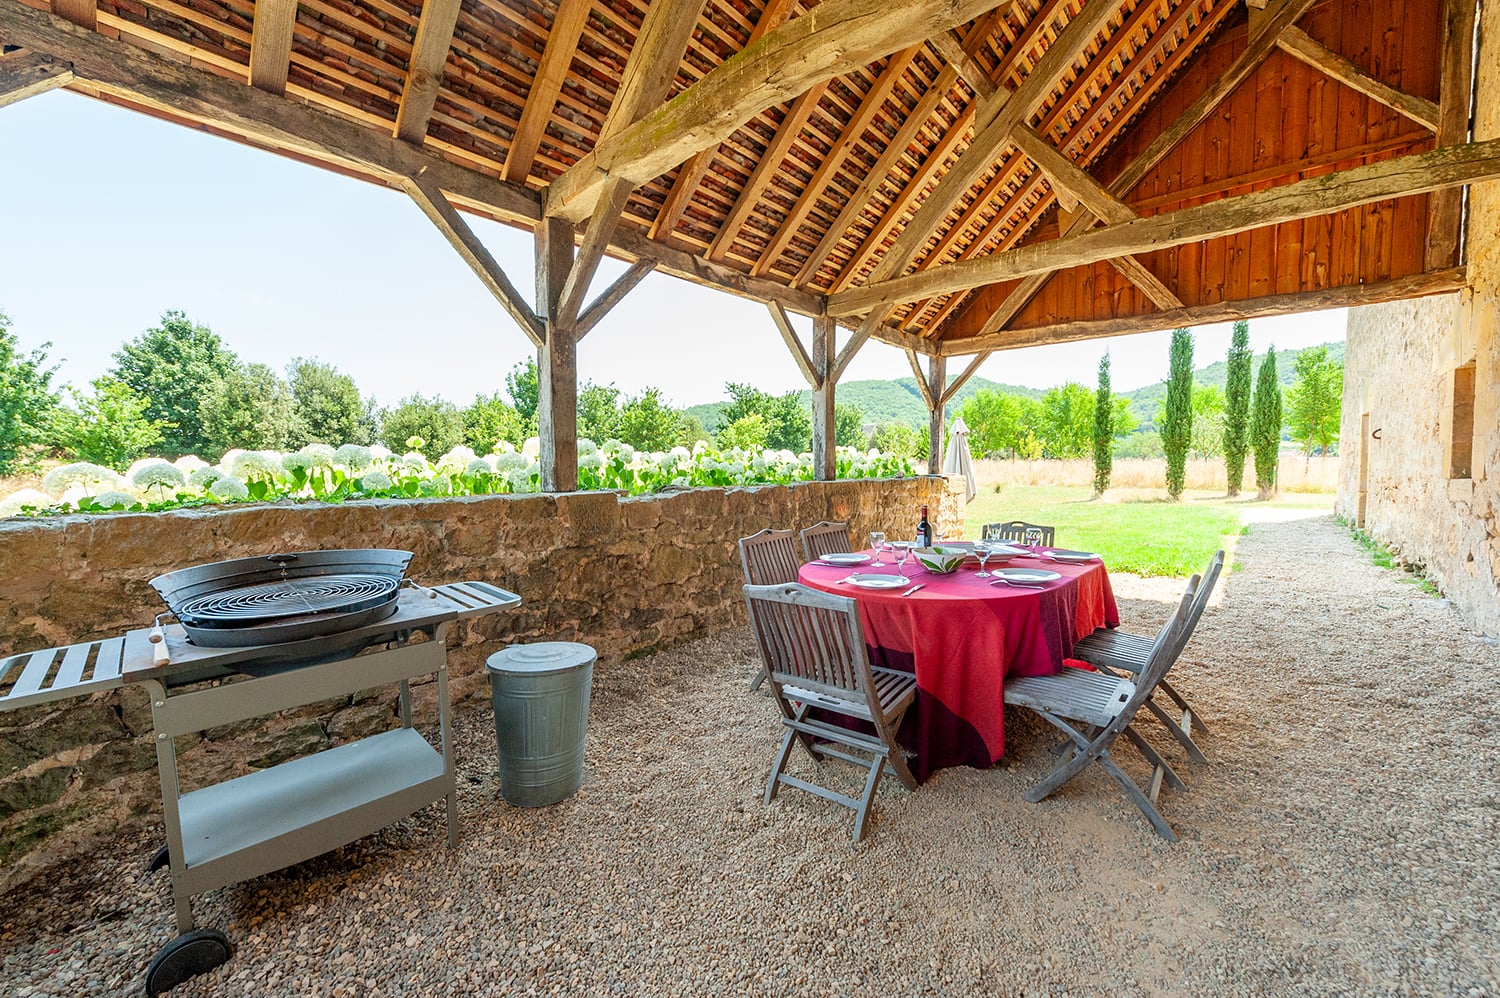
[206,476,249,500]
[91,490,140,510]
[669,446,691,462]
[506,468,534,492]
[670,476,689,488]
[521,436,541,459]
[130,461,187,493]
[187,466,222,489]
[493,451,528,471]
[492,440,516,454]
[692,440,711,456]
[437,445,477,474]
[466,457,495,476]
[579,452,604,470]
[578,438,599,457]
[369,444,392,460]
[43,462,120,495]
[359,470,393,491]
[299,443,337,467]
[399,452,429,473]
[226,450,283,482]
[0,488,55,516]
[614,444,636,464]
[173,455,210,474]
[333,444,373,470]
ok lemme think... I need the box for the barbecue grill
[0,550,522,996]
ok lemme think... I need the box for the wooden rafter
[502,0,592,184]
[576,261,654,341]
[393,0,463,144]
[49,0,93,30]
[830,137,1500,315]
[940,352,990,405]
[0,50,73,107]
[907,349,936,409]
[965,0,1320,340]
[247,0,296,95]
[649,0,796,243]
[545,0,1011,222]
[1275,26,1440,131]
[400,170,544,347]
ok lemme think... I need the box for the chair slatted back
[1117,573,1201,723]
[738,529,802,586]
[801,521,852,562]
[743,583,876,704]
[1177,549,1224,650]
[982,520,1057,546]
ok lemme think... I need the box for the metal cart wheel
[147,844,171,874]
[144,928,233,997]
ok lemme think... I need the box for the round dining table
[797,548,1119,782]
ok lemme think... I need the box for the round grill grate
[177,573,400,628]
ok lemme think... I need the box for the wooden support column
[811,314,836,481]
[536,216,578,493]
[1426,0,1478,271]
[926,354,946,476]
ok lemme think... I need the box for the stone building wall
[1335,0,1500,637]
[0,476,948,888]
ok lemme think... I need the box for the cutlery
[989,578,1043,590]
[900,583,925,597]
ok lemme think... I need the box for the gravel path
[3,513,1498,997]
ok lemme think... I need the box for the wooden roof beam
[1276,26,1440,131]
[400,170,544,348]
[49,0,93,30]
[0,50,73,108]
[768,301,821,388]
[907,348,937,410]
[544,0,1012,223]
[649,0,797,243]
[576,261,654,341]
[393,0,463,144]
[940,351,990,405]
[829,137,1500,316]
[248,0,296,95]
[502,0,592,184]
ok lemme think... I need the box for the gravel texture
[2,512,1498,997]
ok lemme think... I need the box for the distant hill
[682,342,1343,433]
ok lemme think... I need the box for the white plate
[978,543,1027,557]
[993,567,1062,583]
[1046,549,1099,563]
[846,574,911,590]
[818,552,871,566]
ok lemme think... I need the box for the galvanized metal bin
[485,642,595,807]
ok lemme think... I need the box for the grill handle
[266,554,299,566]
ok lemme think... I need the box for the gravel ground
[2,512,1498,997]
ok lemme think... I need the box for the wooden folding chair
[1070,550,1223,764]
[981,520,1057,546]
[739,529,803,690]
[800,521,852,562]
[1004,575,1200,842]
[743,582,918,842]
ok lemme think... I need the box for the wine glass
[869,531,887,566]
[893,543,911,580]
[975,543,994,578]
[1024,527,1043,553]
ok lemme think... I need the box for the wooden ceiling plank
[706,80,830,261]
[829,136,1500,315]
[502,0,592,183]
[942,268,1467,355]
[49,0,94,30]
[400,170,545,347]
[750,45,921,275]
[1425,0,1478,271]
[767,301,821,387]
[970,0,1318,340]
[0,50,74,108]
[577,260,655,341]
[1275,26,1440,131]
[394,0,464,143]
[648,0,797,242]
[248,0,297,95]
[544,0,1013,223]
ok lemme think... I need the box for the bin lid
[486,641,596,675]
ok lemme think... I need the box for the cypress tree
[1250,346,1283,499]
[1222,320,1252,497]
[1092,353,1113,497]
[1161,327,1194,500]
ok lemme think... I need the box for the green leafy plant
[1092,354,1113,497]
[1161,327,1194,500]
[1250,347,1283,499]
[1222,320,1252,497]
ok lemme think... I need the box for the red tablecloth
[798,551,1119,782]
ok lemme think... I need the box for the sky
[0,91,1346,410]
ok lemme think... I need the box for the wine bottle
[917,504,932,547]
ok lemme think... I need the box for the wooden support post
[811,314,836,481]
[1427,0,1478,271]
[926,354,946,476]
[536,216,577,493]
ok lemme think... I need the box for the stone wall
[1334,0,1500,637]
[0,476,950,889]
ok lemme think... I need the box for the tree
[834,402,865,447]
[380,394,465,458]
[1037,383,1094,459]
[675,412,710,447]
[111,310,239,457]
[1188,385,1226,460]
[1161,327,1194,499]
[1285,345,1343,464]
[199,362,297,456]
[288,357,375,446]
[1092,354,1113,497]
[0,311,60,475]
[870,422,927,461]
[960,388,1033,458]
[618,388,683,451]
[720,382,811,451]
[717,413,769,450]
[463,393,525,453]
[1250,347,1283,499]
[505,358,540,438]
[577,382,622,443]
[55,376,166,468]
[1222,320,1252,496]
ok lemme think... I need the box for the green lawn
[958,484,1330,577]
